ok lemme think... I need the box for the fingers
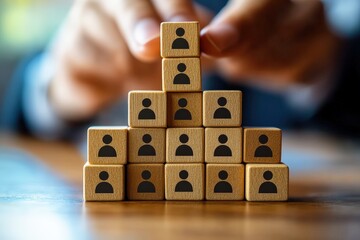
[152,0,197,21]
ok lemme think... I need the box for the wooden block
[162,58,201,92]
[160,21,200,58]
[166,128,204,163]
[205,128,242,164]
[245,164,289,201]
[165,164,204,200]
[167,92,202,127]
[83,163,125,201]
[128,128,166,163]
[243,128,282,163]
[206,164,245,200]
[128,91,167,128]
[126,164,164,200]
[203,91,242,127]
[88,127,127,165]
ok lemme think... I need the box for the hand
[201,0,341,89]
[49,0,211,121]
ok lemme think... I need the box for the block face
[88,127,127,165]
[128,128,166,163]
[167,93,202,127]
[126,164,164,200]
[162,58,201,92]
[206,164,245,200]
[243,128,282,163]
[83,164,125,201]
[203,91,242,127]
[245,164,288,201]
[128,91,167,128]
[160,21,200,58]
[165,164,204,200]
[166,128,204,163]
[205,128,242,164]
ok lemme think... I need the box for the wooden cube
[128,91,167,128]
[203,91,242,127]
[243,128,282,163]
[166,128,204,163]
[162,58,201,92]
[83,163,125,201]
[245,164,288,201]
[205,128,242,164]
[160,21,200,58]
[126,164,164,200]
[165,164,204,200]
[128,128,166,163]
[88,127,127,165]
[206,164,245,200]
[167,92,202,127]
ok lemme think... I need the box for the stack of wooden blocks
[84,21,289,202]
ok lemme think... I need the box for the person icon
[98,134,117,157]
[173,63,190,84]
[258,170,277,193]
[95,171,114,193]
[175,134,193,156]
[254,135,273,157]
[138,98,156,120]
[175,170,193,192]
[214,170,233,193]
[213,97,231,119]
[137,170,156,193]
[171,27,189,49]
[214,134,232,157]
[138,134,156,156]
[174,98,192,120]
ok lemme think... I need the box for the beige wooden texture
[243,128,282,163]
[83,163,125,201]
[128,91,167,128]
[245,163,288,201]
[203,91,242,127]
[126,164,164,200]
[160,21,200,58]
[206,164,245,200]
[167,92,202,127]
[205,128,242,164]
[165,164,204,200]
[166,128,204,163]
[162,58,201,92]
[128,128,166,163]
[88,127,127,165]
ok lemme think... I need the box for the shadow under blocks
[83,21,288,202]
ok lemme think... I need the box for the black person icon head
[174,98,192,120]
[214,134,232,157]
[173,63,190,84]
[137,170,156,193]
[175,134,193,156]
[214,170,233,193]
[138,98,156,120]
[95,171,114,193]
[258,170,277,193]
[213,97,231,119]
[172,27,189,49]
[138,134,156,156]
[255,135,273,157]
[175,170,193,192]
[98,134,117,157]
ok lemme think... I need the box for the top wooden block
[161,22,200,58]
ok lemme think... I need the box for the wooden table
[1,132,360,239]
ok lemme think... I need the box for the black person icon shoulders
[213,97,232,119]
[137,170,156,193]
[95,171,114,193]
[138,134,156,156]
[175,134,193,156]
[138,98,156,120]
[172,27,189,49]
[258,170,277,193]
[174,98,192,120]
[175,170,193,192]
[214,170,233,193]
[98,134,117,157]
[173,63,190,84]
[255,135,273,157]
[214,134,232,157]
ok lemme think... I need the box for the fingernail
[202,24,239,53]
[134,18,160,46]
